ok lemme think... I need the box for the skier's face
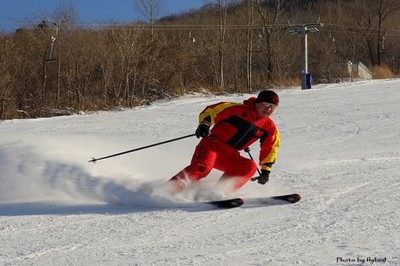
[255,102,277,117]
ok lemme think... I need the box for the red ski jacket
[198,97,280,171]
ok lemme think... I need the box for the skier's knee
[186,163,212,180]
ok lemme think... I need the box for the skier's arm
[198,102,240,126]
[259,129,280,172]
[196,102,239,138]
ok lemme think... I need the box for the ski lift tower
[286,22,323,90]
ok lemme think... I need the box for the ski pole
[89,133,196,163]
[244,148,262,181]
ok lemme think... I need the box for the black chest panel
[221,115,268,149]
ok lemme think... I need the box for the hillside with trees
[1,0,399,119]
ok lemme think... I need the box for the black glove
[253,170,270,184]
[195,124,210,138]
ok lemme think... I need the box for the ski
[273,193,301,203]
[206,198,244,208]
[205,193,300,209]
[244,193,301,207]
[119,191,299,209]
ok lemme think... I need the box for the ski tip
[236,198,244,206]
[288,193,301,203]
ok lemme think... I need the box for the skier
[168,90,280,193]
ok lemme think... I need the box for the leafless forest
[1,0,399,119]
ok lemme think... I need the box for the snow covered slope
[0,79,399,265]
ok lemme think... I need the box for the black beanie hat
[256,90,279,105]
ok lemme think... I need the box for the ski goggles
[261,102,278,110]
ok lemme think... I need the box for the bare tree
[110,26,142,106]
[217,0,228,88]
[135,0,160,37]
[2,0,400,120]
[246,0,255,91]
[353,0,400,66]
[256,0,288,83]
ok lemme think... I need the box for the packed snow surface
[1,79,399,266]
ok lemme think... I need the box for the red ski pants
[169,135,257,191]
